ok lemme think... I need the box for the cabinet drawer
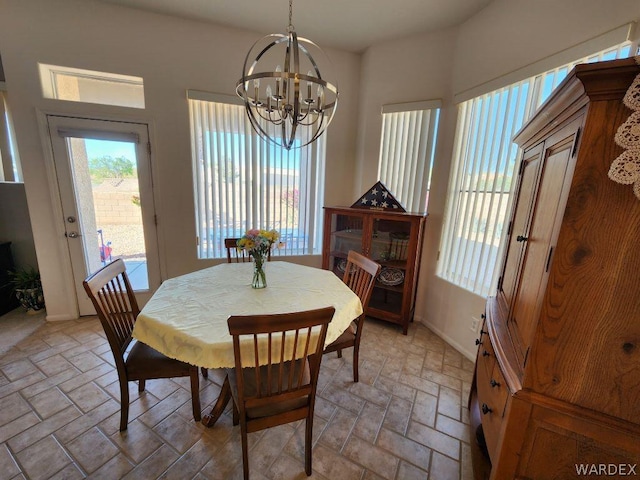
[476,356,509,461]
[476,329,495,379]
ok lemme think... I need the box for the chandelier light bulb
[275,65,283,99]
[306,70,314,102]
[266,85,273,111]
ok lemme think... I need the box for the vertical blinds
[378,102,441,213]
[438,42,633,297]
[189,97,325,259]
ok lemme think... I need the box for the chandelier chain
[289,0,293,28]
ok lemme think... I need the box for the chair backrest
[342,250,381,311]
[225,238,249,263]
[225,237,272,263]
[227,307,334,415]
[83,259,139,359]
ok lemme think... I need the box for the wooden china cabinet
[470,58,640,479]
[322,206,426,334]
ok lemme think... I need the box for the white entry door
[46,115,161,315]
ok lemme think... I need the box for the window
[378,100,441,213]
[188,91,326,259]
[438,41,634,296]
[0,90,21,182]
[38,64,145,109]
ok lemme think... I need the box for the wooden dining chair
[227,306,335,480]
[83,259,201,431]
[324,250,381,382]
[225,237,272,263]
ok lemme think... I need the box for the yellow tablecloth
[132,262,362,369]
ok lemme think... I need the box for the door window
[47,116,159,315]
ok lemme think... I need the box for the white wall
[453,0,640,98]
[357,0,640,359]
[0,0,361,320]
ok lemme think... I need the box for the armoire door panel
[498,143,543,313]
[508,120,581,363]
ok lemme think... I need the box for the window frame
[38,63,145,109]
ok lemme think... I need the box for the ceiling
[96,0,492,53]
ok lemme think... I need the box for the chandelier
[236,0,339,150]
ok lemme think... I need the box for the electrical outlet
[470,316,480,332]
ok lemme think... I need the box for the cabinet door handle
[516,235,528,242]
[572,127,581,158]
[545,246,554,272]
[481,403,492,415]
[490,379,500,388]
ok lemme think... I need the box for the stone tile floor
[0,313,475,479]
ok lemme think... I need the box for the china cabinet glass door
[327,211,367,275]
[368,217,411,316]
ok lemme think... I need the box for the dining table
[132,261,362,427]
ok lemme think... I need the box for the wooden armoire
[470,58,640,479]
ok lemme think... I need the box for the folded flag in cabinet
[351,181,406,211]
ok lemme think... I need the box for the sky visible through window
[85,139,136,165]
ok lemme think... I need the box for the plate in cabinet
[336,259,347,272]
[378,267,404,286]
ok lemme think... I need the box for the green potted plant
[6,266,45,313]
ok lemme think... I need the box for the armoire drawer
[476,329,496,379]
[476,356,509,461]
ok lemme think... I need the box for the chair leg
[190,368,201,422]
[240,422,250,480]
[336,349,342,358]
[353,347,359,383]
[232,399,239,426]
[305,416,313,475]
[201,367,208,378]
[119,378,130,431]
[138,379,145,392]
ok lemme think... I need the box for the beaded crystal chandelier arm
[236,0,339,150]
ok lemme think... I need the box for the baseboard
[414,315,476,361]
[45,312,76,322]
